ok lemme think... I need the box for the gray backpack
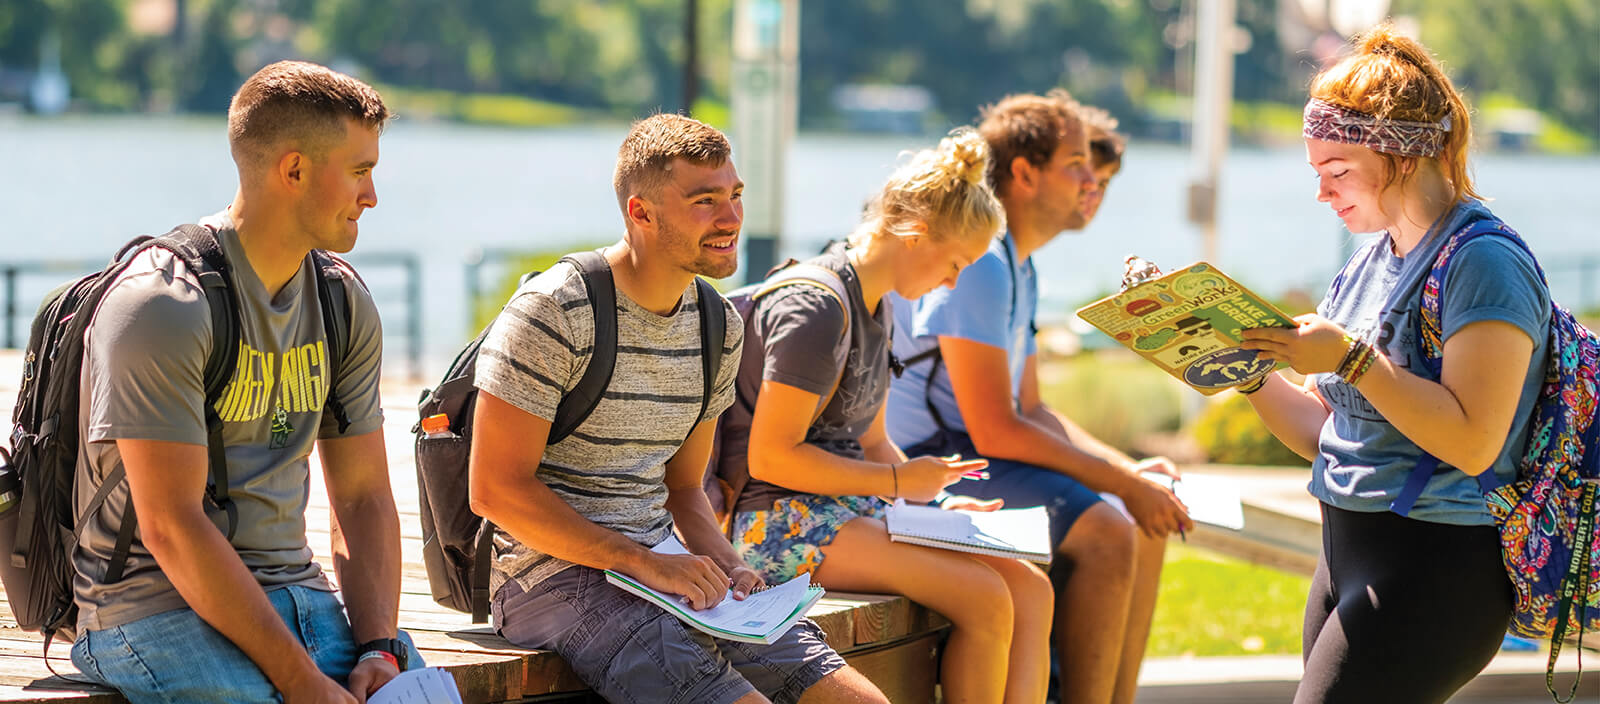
[413,251,726,622]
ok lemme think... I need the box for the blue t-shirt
[1311,200,1550,525]
[886,232,1037,447]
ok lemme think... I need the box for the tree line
[1,0,1593,140]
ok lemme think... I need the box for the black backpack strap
[549,251,617,445]
[311,250,354,434]
[899,346,941,369]
[694,278,726,439]
[471,526,493,623]
[164,225,241,540]
[99,225,243,582]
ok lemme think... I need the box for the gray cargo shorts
[493,565,846,704]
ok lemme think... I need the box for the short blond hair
[228,61,388,172]
[613,113,731,211]
[857,128,1005,247]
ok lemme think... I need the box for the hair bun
[1356,23,1428,69]
[937,128,991,187]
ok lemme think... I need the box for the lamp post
[731,0,799,282]
[682,0,699,113]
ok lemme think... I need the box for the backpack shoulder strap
[752,264,852,328]
[310,250,355,434]
[1394,216,1540,517]
[157,225,240,403]
[694,278,726,437]
[154,225,239,533]
[99,225,244,583]
[1417,217,1536,374]
[751,264,853,423]
[549,251,617,445]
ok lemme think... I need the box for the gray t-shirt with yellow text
[72,210,385,631]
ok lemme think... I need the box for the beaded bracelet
[890,463,900,499]
[1338,338,1378,386]
[1345,344,1377,385]
[1334,334,1362,376]
[1333,335,1361,378]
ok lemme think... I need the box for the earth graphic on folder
[1182,347,1276,390]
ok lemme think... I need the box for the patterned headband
[1302,98,1451,158]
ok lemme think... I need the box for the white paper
[1100,472,1245,531]
[367,668,463,704]
[606,535,820,640]
[886,500,1053,561]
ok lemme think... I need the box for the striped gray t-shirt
[474,255,741,592]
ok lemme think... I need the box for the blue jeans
[70,585,424,703]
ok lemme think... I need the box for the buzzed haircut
[976,89,1086,197]
[227,60,389,173]
[613,113,732,211]
[1079,105,1126,174]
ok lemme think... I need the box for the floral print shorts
[732,494,889,584]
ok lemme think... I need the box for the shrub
[1039,352,1185,455]
[1190,392,1309,466]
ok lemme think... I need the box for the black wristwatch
[359,637,410,670]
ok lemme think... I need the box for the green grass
[1147,544,1310,656]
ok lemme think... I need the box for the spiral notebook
[885,499,1053,564]
[604,535,825,644]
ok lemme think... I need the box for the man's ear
[1009,156,1037,195]
[278,151,307,191]
[626,195,652,229]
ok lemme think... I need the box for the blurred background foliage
[1192,392,1310,466]
[1,0,1593,145]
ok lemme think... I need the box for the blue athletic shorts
[903,429,1103,551]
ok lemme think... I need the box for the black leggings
[1296,503,1513,704]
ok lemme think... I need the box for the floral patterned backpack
[1392,217,1598,702]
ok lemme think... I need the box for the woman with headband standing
[1236,26,1549,702]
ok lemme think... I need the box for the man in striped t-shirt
[468,114,886,704]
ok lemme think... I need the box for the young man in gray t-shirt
[470,114,887,704]
[69,62,416,703]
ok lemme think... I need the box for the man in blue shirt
[888,94,1190,704]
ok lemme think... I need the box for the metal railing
[2,250,425,379]
[463,246,538,327]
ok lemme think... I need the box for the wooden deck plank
[840,632,942,704]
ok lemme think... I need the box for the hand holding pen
[1121,458,1193,540]
[893,454,989,503]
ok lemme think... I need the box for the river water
[4,114,1597,368]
